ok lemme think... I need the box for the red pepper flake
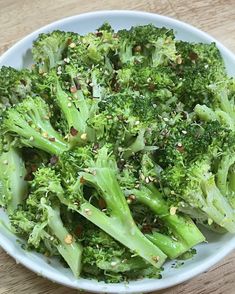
[70,127,78,136]
[67,38,72,45]
[148,83,155,91]
[98,198,106,210]
[49,137,55,142]
[176,145,185,153]
[75,224,83,236]
[24,169,34,181]
[70,86,77,93]
[189,51,198,61]
[96,31,103,37]
[31,164,37,172]
[50,155,58,165]
[80,176,86,184]
[141,224,153,234]
[134,45,142,52]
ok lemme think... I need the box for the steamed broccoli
[10,167,83,277]
[2,96,68,155]
[56,146,167,268]
[0,66,33,113]
[1,22,235,283]
[32,30,77,73]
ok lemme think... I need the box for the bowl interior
[0,10,235,293]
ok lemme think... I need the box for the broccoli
[119,153,205,259]
[2,22,235,282]
[0,66,33,112]
[162,156,235,232]
[2,96,68,155]
[173,41,226,109]
[10,167,83,277]
[117,24,177,66]
[32,30,77,73]
[81,225,161,282]
[0,145,28,213]
[57,146,167,268]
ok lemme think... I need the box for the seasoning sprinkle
[80,133,87,140]
[170,207,177,215]
[64,234,73,245]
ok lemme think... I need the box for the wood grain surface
[0,0,235,293]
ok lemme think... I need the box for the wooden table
[0,0,235,293]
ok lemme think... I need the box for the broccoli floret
[162,156,235,232]
[173,41,226,109]
[81,225,160,282]
[119,153,205,259]
[2,96,68,155]
[10,167,83,277]
[32,30,77,73]
[56,145,167,268]
[0,66,32,112]
[117,24,176,66]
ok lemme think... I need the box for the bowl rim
[1,10,235,293]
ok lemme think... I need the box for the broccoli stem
[146,232,189,259]
[124,129,146,159]
[56,82,96,143]
[41,200,83,277]
[194,104,217,122]
[56,183,166,268]
[0,147,28,213]
[216,88,235,122]
[97,256,149,273]
[216,154,235,195]
[56,82,81,132]
[201,176,235,232]
[79,201,166,268]
[134,185,205,249]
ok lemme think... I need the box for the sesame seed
[182,130,187,134]
[29,136,34,141]
[145,177,150,184]
[67,102,72,108]
[163,117,169,122]
[42,132,48,138]
[111,261,117,267]
[84,208,92,216]
[152,256,160,262]
[69,42,76,48]
[80,133,87,140]
[140,173,145,181]
[64,234,73,245]
[170,207,177,215]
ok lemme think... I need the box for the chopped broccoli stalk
[216,154,235,195]
[41,200,82,277]
[53,79,97,144]
[0,66,32,110]
[131,185,205,254]
[146,232,190,259]
[0,147,28,213]
[2,96,68,155]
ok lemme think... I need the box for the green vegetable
[1,22,234,283]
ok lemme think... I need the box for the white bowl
[0,10,235,294]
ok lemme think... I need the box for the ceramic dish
[0,10,235,293]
